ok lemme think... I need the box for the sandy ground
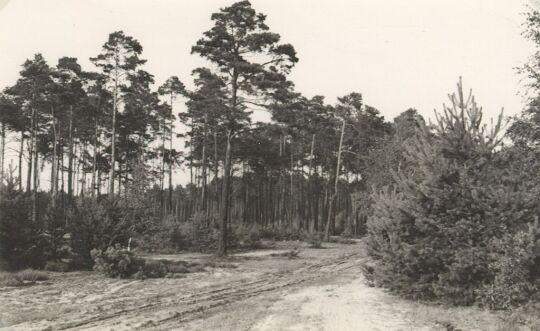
[0,241,529,331]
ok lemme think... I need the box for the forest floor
[0,240,538,331]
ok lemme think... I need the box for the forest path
[1,241,502,330]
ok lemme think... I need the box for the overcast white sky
[0,0,537,184]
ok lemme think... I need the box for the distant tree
[0,95,20,189]
[91,31,146,195]
[54,57,86,199]
[158,76,185,211]
[83,71,111,197]
[6,54,54,221]
[117,69,157,195]
[192,0,298,255]
[184,68,228,215]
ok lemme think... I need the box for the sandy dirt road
[0,241,512,331]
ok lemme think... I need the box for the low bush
[71,197,143,268]
[91,246,211,279]
[18,269,49,282]
[91,245,144,279]
[233,225,262,249]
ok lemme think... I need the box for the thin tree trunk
[32,106,38,223]
[51,105,58,206]
[18,132,24,191]
[68,106,74,198]
[307,134,315,231]
[81,142,87,197]
[74,143,79,197]
[189,118,193,187]
[201,112,208,213]
[0,122,5,188]
[61,147,65,193]
[92,118,98,197]
[56,146,61,196]
[97,168,101,196]
[168,94,174,213]
[160,112,166,213]
[109,69,118,196]
[290,140,294,227]
[26,123,33,193]
[214,130,219,213]
[324,119,345,241]
[218,130,232,256]
[278,135,284,227]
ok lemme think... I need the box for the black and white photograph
[0,0,539,330]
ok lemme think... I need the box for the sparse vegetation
[0,269,49,287]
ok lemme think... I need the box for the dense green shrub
[479,222,540,309]
[366,81,540,307]
[70,195,158,267]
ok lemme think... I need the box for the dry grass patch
[0,269,49,287]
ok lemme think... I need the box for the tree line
[0,1,405,257]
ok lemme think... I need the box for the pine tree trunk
[91,118,98,197]
[218,130,232,256]
[81,142,87,197]
[279,135,285,227]
[324,119,345,241]
[51,105,58,206]
[168,95,174,213]
[67,106,74,198]
[74,143,79,197]
[201,112,208,213]
[189,118,193,187]
[214,130,219,214]
[32,106,38,223]
[61,147,65,193]
[26,115,33,194]
[290,141,294,227]
[160,113,166,213]
[109,71,118,196]
[307,134,315,231]
[0,122,5,188]
[18,132,23,191]
[56,146,61,196]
